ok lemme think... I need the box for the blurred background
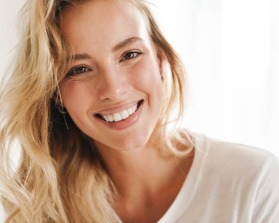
[0,0,279,219]
[149,0,279,158]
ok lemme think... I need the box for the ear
[156,48,167,80]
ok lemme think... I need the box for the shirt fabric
[158,132,279,223]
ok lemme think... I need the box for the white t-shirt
[158,132,279,223]
[1,133,278,222]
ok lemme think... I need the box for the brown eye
[120,51,143,62]
[66,66,91,77]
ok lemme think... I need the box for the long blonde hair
[0,0,189,222]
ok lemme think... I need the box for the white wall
[1,0,278,220]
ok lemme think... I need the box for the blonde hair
[0,0,191,222]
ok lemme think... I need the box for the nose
[96,66,129,101]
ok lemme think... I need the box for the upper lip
[94,100,142,115]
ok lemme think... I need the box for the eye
[120,51,143,62]
[66,65,92,77]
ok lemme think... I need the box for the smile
[96,100,143,123]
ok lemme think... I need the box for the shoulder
[188,131,279,193]
[190,131,278,174]
[160,130,279,222]
[179,131,279,221]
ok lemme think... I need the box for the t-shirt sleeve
[252,154,279,223]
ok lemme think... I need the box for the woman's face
[60,0,164,151]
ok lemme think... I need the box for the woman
[0,0,278,222]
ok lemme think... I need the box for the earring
[58,105,69,129]
[58,105,68,114]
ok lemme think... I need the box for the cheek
[132,57,163,92]
[131,58,164,122]
[60,81,92,113]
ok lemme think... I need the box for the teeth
[108,115,114,122]
[121,110,129,119]
[103,116,109,122]
[112,113,122,122]
[127,107,133,115]
[100,103,139,122]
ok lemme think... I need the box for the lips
[95,100,143,122]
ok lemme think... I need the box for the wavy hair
[0,0,191,222]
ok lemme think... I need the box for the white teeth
[103,116,109,122]
[113,113,122,122]
[108,115,114,122]
[99,103,139,122]
[121,110,129,119]
[127,107,133,115]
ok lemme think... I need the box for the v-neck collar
[158,132,207,223]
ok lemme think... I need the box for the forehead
[60,0,150,51]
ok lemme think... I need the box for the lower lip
[96,101,144,130]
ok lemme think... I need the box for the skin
[60,0,194,222]
[60,0,164,152]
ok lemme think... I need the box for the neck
[94,136,194,200]
[93,131,194,222]
[97,142,170,192]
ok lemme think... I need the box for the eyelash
[65,51,143,77]
[120,51,143,62]
[66,65,91,77]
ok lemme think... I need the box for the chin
[107,129,154,152]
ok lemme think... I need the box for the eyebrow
[66,53,91,62]
[66,37,143,61]
[112,37,143,52]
